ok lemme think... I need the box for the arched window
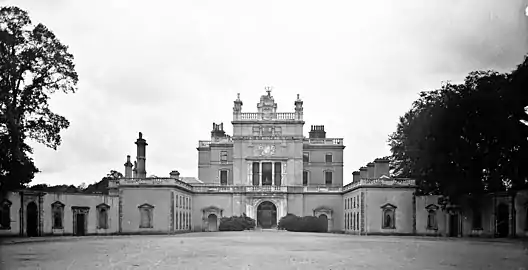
[381,203,396,229]
[0,200,12,229]
[426,204,439,230]
[97,203,110,229]
[51,201,65,229]
[138,203,154,228]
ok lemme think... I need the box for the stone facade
[1,90,528,238]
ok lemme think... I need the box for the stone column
[271,162,275,186]
[248,162,252,185]
[259,162,262,186]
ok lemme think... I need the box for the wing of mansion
[1,90,527,238]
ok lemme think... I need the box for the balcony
[302,186,343,193]
[304,138,344,145]
[198,136,233,148]
[235,112,301,121]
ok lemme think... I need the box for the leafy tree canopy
[0,6,78,194]
[389,56,528,203]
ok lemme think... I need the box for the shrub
[219,214,256,231]
[278,213,327,233]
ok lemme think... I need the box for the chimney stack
[169,170,180,180]
[211,122,226,139]
[359,166,368,179]
[366,162,375,178]
[352,171,360,183]
[308,125,326,138]
[374,158,390,178]
[135,132,148,178]
[124,155,133,178]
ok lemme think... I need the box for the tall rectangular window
[325,153,333,163]
[303,152,310,163]
[252,162,260,186]
[262,162,272,185]
[252,126,261,136]
[220,170,228,185]
[325,171,333,186]
[220,151,228,163]
[303,171,309,186]
[274,162,282,186]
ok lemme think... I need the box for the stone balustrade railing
[235,112,300,121]
[109,177,415,193]
[342,178,416,192]
[304,138,344,145]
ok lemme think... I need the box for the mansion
[1,90,528,238]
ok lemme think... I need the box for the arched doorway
[207,214,218,232]
[318,214,329,232]
[257,201,277,229]
[496,204,509,238]
[26,202,38,237]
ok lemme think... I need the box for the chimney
[359,167,368,179]
[309,125,326,139]
[211,122,226,139]
[135,132,148,178]
[169,170,180,180]
[374,158,390,178]
[124,155,133,178]
[352,171,360,183]
[366,162,375,178]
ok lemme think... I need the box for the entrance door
[76,213,86,236]
[449,214,459,237]
[257,201,277,229]
[26,202,38,237]
[319,214,329,232]
[496,204,509,238]
[207,214,217,232]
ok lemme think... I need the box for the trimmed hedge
[278,213,327,232]
[219,214,256,231]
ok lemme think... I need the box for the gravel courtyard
[1,231,527,270]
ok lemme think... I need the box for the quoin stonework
[1,89,528,237]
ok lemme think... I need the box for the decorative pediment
[313,206,333,214]
[71,206,90,214]
[138,203,154,209]
[1,199,12,207]
[96,203,110,209]
[379,175,390,179]
[425,204,439,211]
[201,205,223,213]
[380,203,397,210]
[52,201,65,208]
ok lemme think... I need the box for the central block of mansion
[1,90,528,238]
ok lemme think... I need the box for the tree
[0,7,78,195]
[83,170,123,194]
[388,56,528,203]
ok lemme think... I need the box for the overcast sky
[3,0,528,186]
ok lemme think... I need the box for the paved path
[1,231,527,269]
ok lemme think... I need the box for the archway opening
[26,202,38,237]
[496,204,509,238]
[207,214,218,232]
[318,214,329,232]
[257,201,277,229]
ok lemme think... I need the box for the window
[353,197,356,208]
[252,162,260,186]
[274,162,282,186]
[303,152,310,163]
[345,199,348,210]
[325,171,333,186]
[325,153,333,163]
[262,126,273,136]
[97,203,110,229]
[381,203,396,229]
[52,201,65,229]
[303,171,309,186]
[252,126,261,136]
[425,204,439,230]
[0,200,12,229]
[274,126,282,135]
[176,195,179,208]
[220,151,228,163]
[220,170,228,185]
[356,213,359,230]
[472,209,482,229]
[139,203,154,228]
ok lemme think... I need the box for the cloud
[4,0,528,186]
